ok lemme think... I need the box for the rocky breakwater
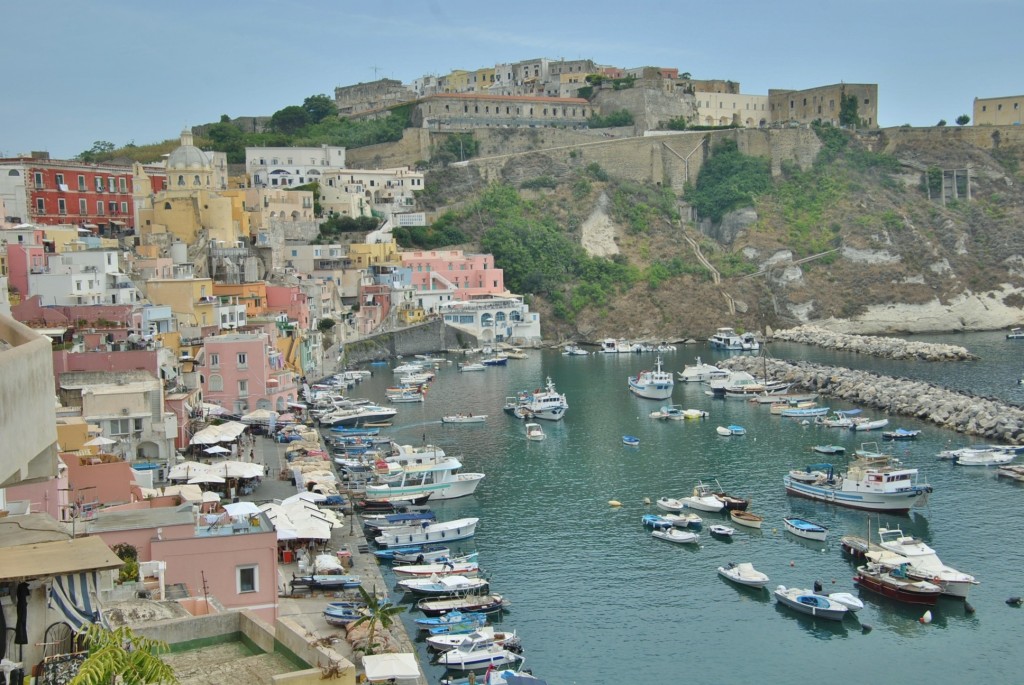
[771,324,978,361]
[722,356,1024,444]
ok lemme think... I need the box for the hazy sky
[3,0,1020,159]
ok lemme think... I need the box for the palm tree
[70,623,178,685]
[348,586,405,655]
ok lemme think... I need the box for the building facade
[245,145,347,187]
[693,92,770,127]
[768,83,878,128]
[974,95,1024,126]
[201,332,299,414]
[439,296,541,345]
[401,249,506,302]
[413,93,591,130]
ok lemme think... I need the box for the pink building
[61,452,136,507]
[265,284,310,330]
[52,348,159,385]
[7,242,46,301]
[11,298,133,328]
[88,505,279,621]
[165,387,202,450]
[401,249,506,302]
[201,332,299,414]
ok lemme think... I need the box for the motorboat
[709,524,736,538]
[393,362,426,374]
[600,338,630,354]
[811,445,846,455]
[661,512,703,529]
[826,592,864,613]
[628,355,675,400]
[997,464,1024,481]
[680,482,726,512]
[435,640,523,670]
[387,390,425,403]
[416,593,509,617]
[386,545,452,564]
[322,605,365,626]
[364,456,483,502]
[882,428,921,441]
[716,425,746,436]
[320,405,399,427]
[641,514,673,530]
[651,527,700,544]
[783,456,932,513]
[363,511,437,534]
[681,408,710,420]
[525,423,546,441]
[414,610,487,632]
[942,447,1015,466]
[622,435,640,447]
[779,406,830,418]
[374,517,479,548]
[503,348,529,359]
[426,627,520,652]
[512,377,568,421]
[397,574,489,597]
[677,357,728,383]
[458,362,486,372]
[814,409,862,428]
[782,517,828,541]
[562,343,590,356]
[851,417,890,431]
[481,355,509,366]
[649,404,706,420]
[717,562,769,589]
[710,480,749,511]
[865,526,979,599]
[442,414,487,424]
[770,400,818,415]
[853,562,943,605]
[740,332,760,351]
[1008,327,1024,339]
[729,510,763,529]
[749,392,818,405]
[392,555,480,578]
[655,496,685,513]
[773,586,848,621]
[290,574,363,591]
[709,327,746,350]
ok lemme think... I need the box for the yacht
[628,355,675,400]
[708,327,745,350]
[866,526,979,599]
[319,404,398,427]
[364,447,484,501]
[508,377,568,421]
[677,356,728,383]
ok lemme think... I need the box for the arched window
[480,313,494,327]
[209,374,223,391]
[164,202,172,210]
[177,175,185,186]
[495,312,507,323]
[193,175,201,186]
[7,170,19,176]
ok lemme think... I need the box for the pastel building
[29,249,142,306]
[440,295,542,345]
[147,271,217,330]
[694,92,770,127]
[245,145,347,188]
[321,167,423,217]
[974,95,1024,126]
[201,332,299,414]
[401,249,507,302]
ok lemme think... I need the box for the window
[119,177,127,193]
[209,353,220,368]
[79,199,87,214]
[237,566,258,593]
[208,374,223,391]
[238,379,249,396]
[36,198,45,214]
[237,353,248,368]
[97,201,104,215]
[55,173,64,186]
[109,201,117,213]
[108,418,134,435]
[58,198,66,215]
[177,175,185,186]
[108,177,116,192]
[34,171,43,187]
[121,202,128,213]
[78,175,86,190]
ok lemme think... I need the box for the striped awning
[49,572,107,631]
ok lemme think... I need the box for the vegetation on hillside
[684,139,772,222]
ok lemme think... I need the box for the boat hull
[730,510,763,529]
[783,475,930,513]
[853,570,941,606]
[783,518,828,541]
[773,588,847,621]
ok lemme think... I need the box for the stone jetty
[722,356,1024,444]
[770,324,978,361]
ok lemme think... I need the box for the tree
[317,318,336,332]
[839,93,860,128]
[70,623,178,685]
[270,105,311,135]
[302,94,338,123]
[936,119,947,127]
[955,114,971,126]
[347,586,404,656]
[77,140,116,162]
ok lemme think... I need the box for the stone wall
[881,124,1024,151]
[343,128,432,169]
[342,320,475,364]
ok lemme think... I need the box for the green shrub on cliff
[685,139,772,222]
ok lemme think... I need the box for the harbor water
[347,332,1024,684]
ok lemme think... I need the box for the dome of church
[167,129,211,170]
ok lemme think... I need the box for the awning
[110,220,126,226]
[49,572,108,631]
[362,653,419,683]
[0,537,123,581]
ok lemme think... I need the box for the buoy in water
[919,610,933,624]
[964,602,975,614]
[608,500,622,507]
[1006,596,1023,607]
[789,560,795,567]
[643,497,651,505]
[861,624,873,634]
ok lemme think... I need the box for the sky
[3,0,1022,160]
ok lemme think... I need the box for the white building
[693,92,770,128]
[29,249,142,306]
[246,145,347,188]
[321,167,423,219]
[440,295,541,345]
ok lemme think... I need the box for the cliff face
[419,125,1024,340]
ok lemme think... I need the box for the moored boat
[729,510,764,529]
[709,524,736,538]
[655,496,685,513]
[397,574,489,597]
[628,355,675,400]
[416,593,509,617]
[718,562,769,588]
[652,527,700,544]
[773,586,848,621]
[374,517,479,548]
[681,481,726,512]
[782,516,828,541]
[677,357,728,383]
[622,435,640,447]
[442,414,487,424]
[783,455,932,513]
[865,526,979,599]
[525,423,546,441]
[853,562,943,605]
[882,428,921,440]
[661,512,703,529]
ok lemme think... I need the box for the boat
[740,332,760,351]
[947,447,1015,466]
[782,517,828,541]
[677,357,728,383]
[680,482,726,512]
[655,496,685,513]
[442,414,487,424]
[628,355,675,400]
[811,445,846,455]
[600,338,630,354]
[481,355,509,366]
[388,545,452,564]
[709,524,736,538]
[512,377,568,421]
[1008,327,1024,339]
[322,606,366,626]
[426,627,521,652]
[320,405,399,427]
[562,344,590,356]
[435,640,523,670]
[661,512,703,529]
[865,526,979,599]
[525,423,546,441]
[364,455,483,503]
[458,362,486,372]
[290,574,363,591]
[392,555,480,578]
[770,400,818,415]
[416,593,509,617]
[651,527,700,544]
[363,511,437,534]
[503,348,529,359]
[374,517,479,548]
[397,574,490,596]
[622,435,640,447]
[650,405,707,420]
[681,409,710,420]
[773,586,849,621]
[997,464,1024,481]
[717,562,770,589]
[749,392,818,405]
[779,406,830,418]
[709,327,746,350]
[853,562,943,605]
[851,417,890,431]
[414,610,488,632]
[641,514,673,530]
[826,592,864,613]
[783,455,932,513]
[882,428,921,441]
[716,425,746,436]
[729,510,763,529]
[814,409,862,428]
[387,390,425,403]
[710,480,750,510]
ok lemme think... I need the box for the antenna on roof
[371,65,382,79]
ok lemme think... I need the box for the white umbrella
[188,475,226,484]
[223,501,261,517]
[201,491,221,503]
[362,654,420,683]
[84,436,117,447]
[281,492,327,505]
[204,445,231,455]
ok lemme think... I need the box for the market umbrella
[204,445,231,455]
[84,436,117,447]
[187,475,226,484]
[201,491,221,503]
[223,501,261,517]
[362,653,419,683]
[14,582,29,645]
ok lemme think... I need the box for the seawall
[341,320,475,365]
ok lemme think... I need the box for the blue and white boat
[774,585,848,621]
[779,406,830,418]
[373,543,450,562]
[782,517,828,541]
[628,355,675,400]
[882,428,921,441]
[641,514,673,530]
[784,458,932,513]
[414,610,488,632]
[374,517,479,548]
[622,435,640,447]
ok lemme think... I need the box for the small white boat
[441,414,487,424]
[435,640,523,670]
[782,516,828,541]
[652,527,700,544]
[729,510,764,529]
[458,362,486,372]
[562,344,590,356]
[709,524,736,538]
[677,356,728,383]
[851,417,890,431]
[397,574,489,596]
[774,586,848,621]
[717,425,746,436]
[1008,327,1024,340]
[661,512,703,528]
[827,592,864,612]
[426,626,520,652]
[525,423,546,441]
[655,496,685,513]
[717,562,769,588]
[716,426,732,437]
[622,435,640,447]
[681,482,726,512]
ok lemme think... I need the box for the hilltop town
[1,53,1024,684]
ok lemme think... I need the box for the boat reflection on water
[772,601,849,640]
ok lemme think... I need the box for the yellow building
[446,70,471,93]
[213,282,268,317]
[347,240,401,269]
[473,68,495,93]
[974,95,1024,126]
[146,277,217,328]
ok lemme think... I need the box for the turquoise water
[349,334,1024,684]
